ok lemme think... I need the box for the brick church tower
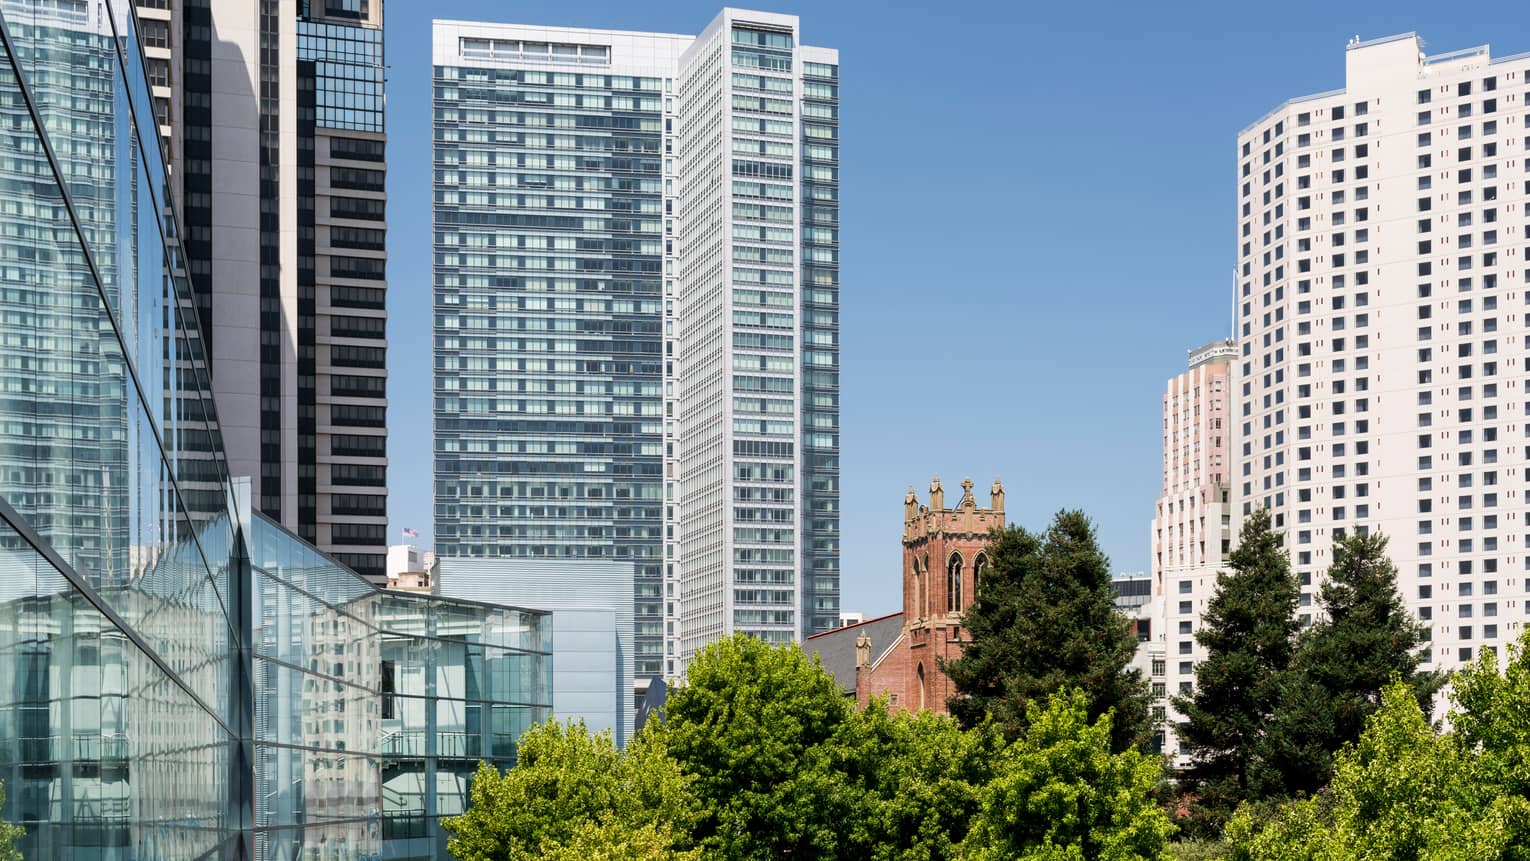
[855,475,1006,712]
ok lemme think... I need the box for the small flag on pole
[403,527,418,541]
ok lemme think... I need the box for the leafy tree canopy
[961,689,1175,861]
[658,633,859,859]
[442,720,697,861]
[1231,632,1530,860]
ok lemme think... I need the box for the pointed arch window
[911,557,923,618]
[947,552,964,613]
[922,553,931,617]
[973,552,988,601]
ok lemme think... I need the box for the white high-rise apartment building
[673,10,841,661]
[1237,33,1530,672]
[431,10,840,681]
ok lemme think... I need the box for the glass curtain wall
[0,0,244,856]
[0,2,554,859]
[251,512,550,860]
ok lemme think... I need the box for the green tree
[443,720,697,861]
[540,821,701,861]
[657,633,860,859]
[1255,530,1441,797]
[841,701,1001,860]
[1228,681,1530,861]
[1172,508,1299,823]
[960,689,1175,860]
[1448,630,1530,814]
[943,510,1150,752]
[0,782,21,861]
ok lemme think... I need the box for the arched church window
[947,552,963,613]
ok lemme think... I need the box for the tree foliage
[961,689,1175,861]
[843,701,1001,860]
[0,783,20,861]
[448,636,1175,861]
[442,720,697,861]
[1451,635,1530,804]
[1254,530,1441,797]
[943,510,1150,752]
[538,821,701,861]
[659,633,859,859]
[1228,679,1530,861]
[1172,508,1299,820]
[1231,631,1530,860]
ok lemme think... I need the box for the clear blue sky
[384,0,1530,618]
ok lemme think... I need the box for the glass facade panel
[251,513,551,858]
[0,3,554,858]
[297,20,384,132]
[432,60,665,677]
[798,55,840,637]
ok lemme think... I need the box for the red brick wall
[858,479,1004,715]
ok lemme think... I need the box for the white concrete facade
[1236,33,1530,675]
[674,9,842,667]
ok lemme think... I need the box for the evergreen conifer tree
[943,510,1150,753]
[1172,508,1299,823]
[1254,530,1442,797]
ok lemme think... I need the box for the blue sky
[384,0,1530,617]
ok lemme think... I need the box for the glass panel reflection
[0,2,553,858]
[251,513,550,857]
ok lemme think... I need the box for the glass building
[250,508,549,859]
[430,25,677,686]
[432,9,840,685]
[0,2,552,858]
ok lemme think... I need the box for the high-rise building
[1150,340,1235,761]
[430,9,840,684]
[1236,33,1530,672]
[673,10,841,657]
[132,0,390,579]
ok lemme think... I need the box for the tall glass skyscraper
[432,9,839,682]
[0,2,551,857]
[431,24,681,683]
[671,10,841,656]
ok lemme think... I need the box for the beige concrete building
[1150,340,1235,762]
